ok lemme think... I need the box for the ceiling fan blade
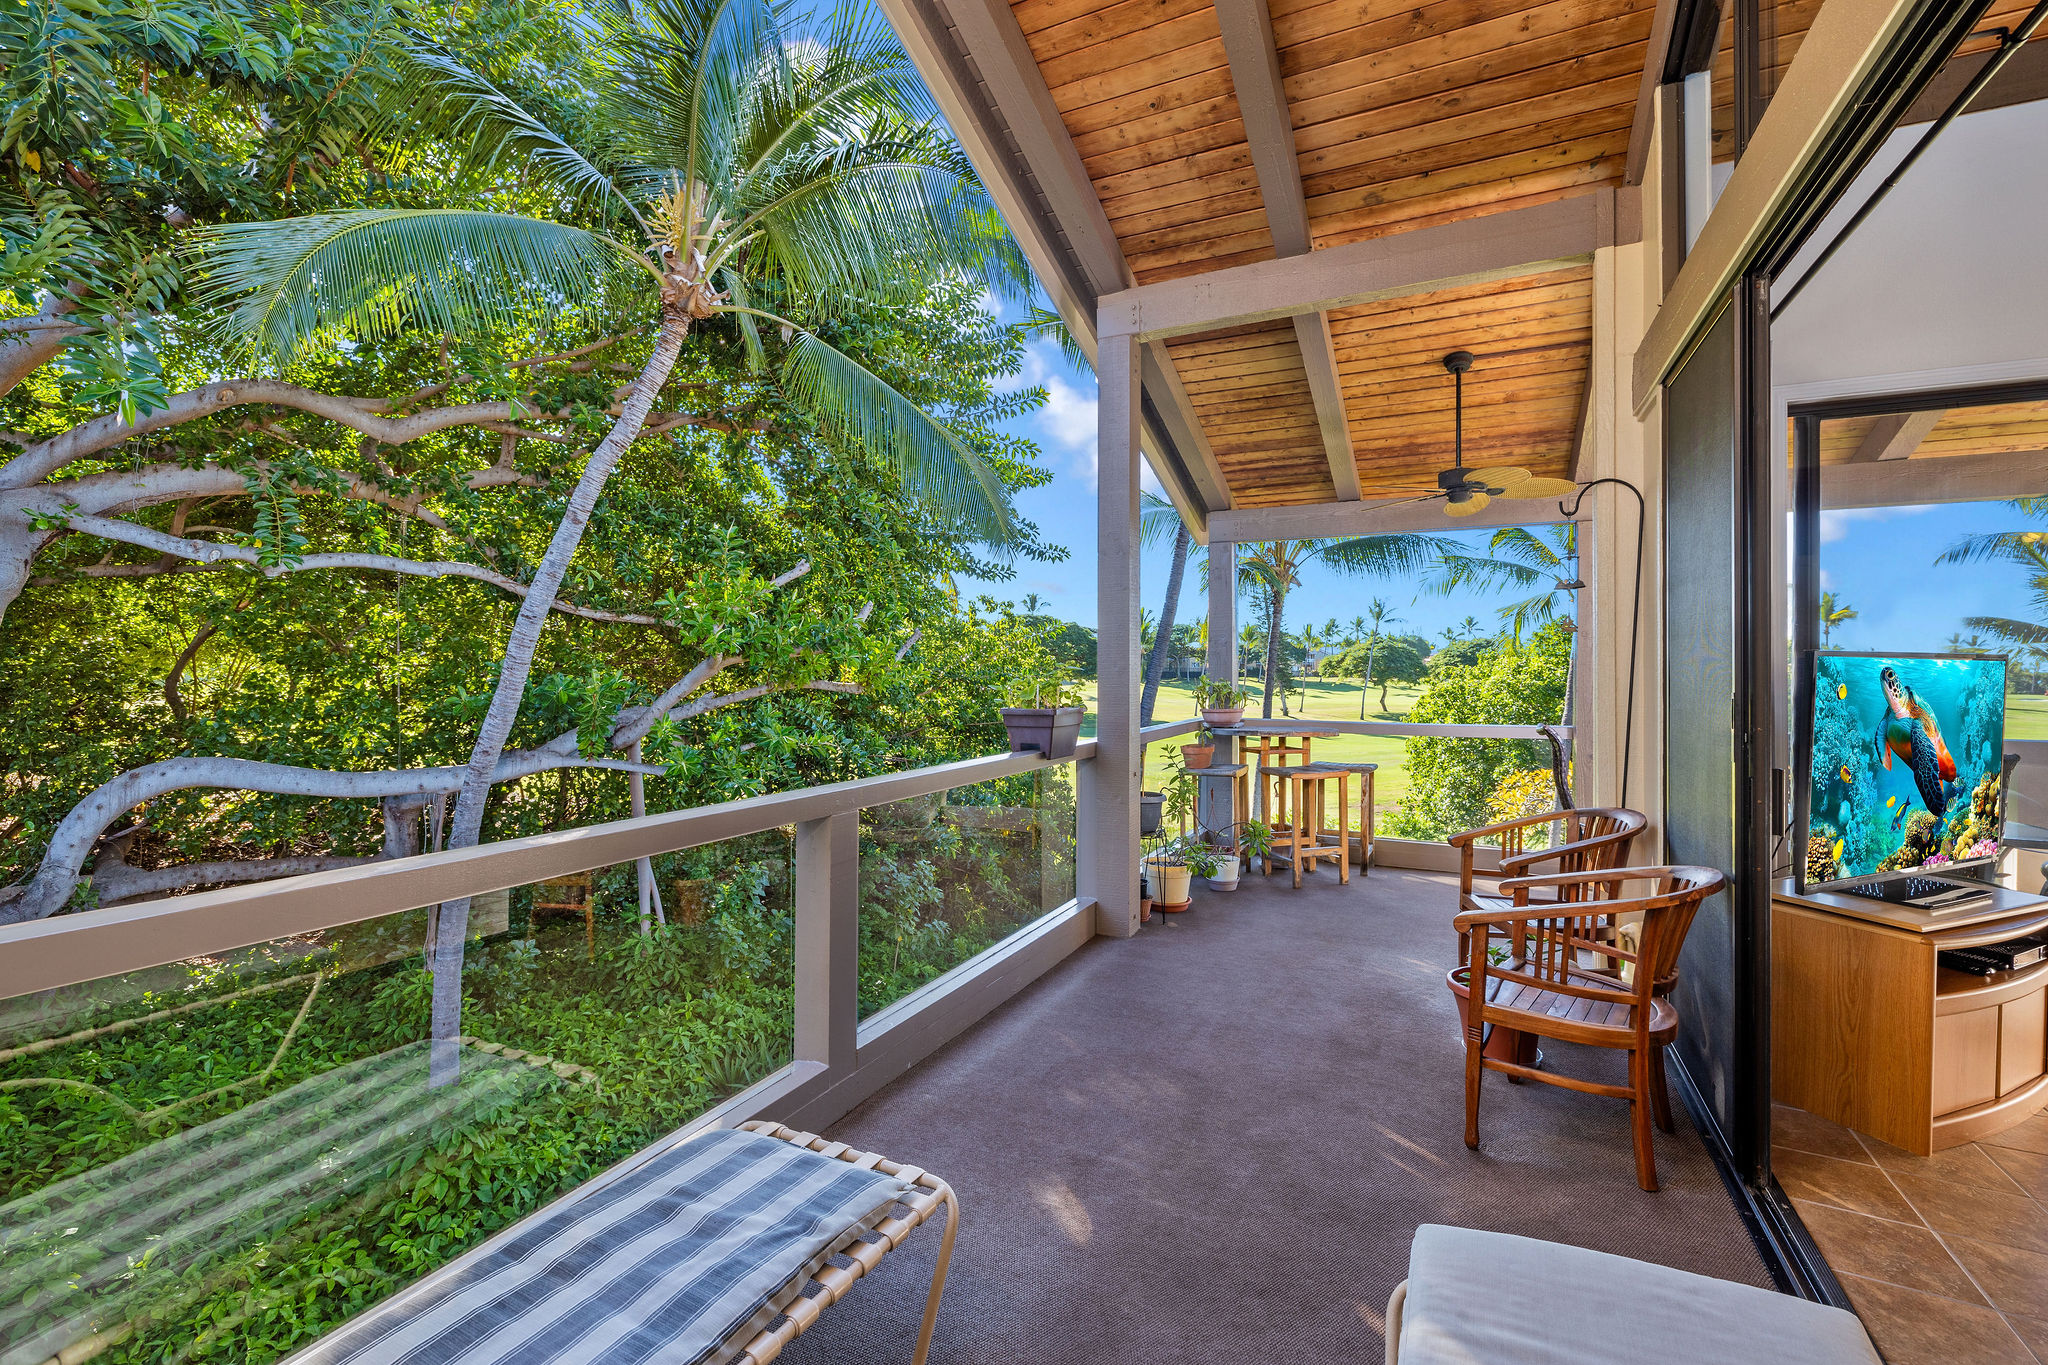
[1465,466,1530,488]
[1499,477,1580,499]
[1444,491,1490,518]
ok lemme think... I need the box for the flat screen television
[1795,651,2009,891]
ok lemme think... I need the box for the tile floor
[1776,1103,2048,1364]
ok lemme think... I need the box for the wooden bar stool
[1308,761,1376,873]
[1250,735,1311,833]
[1263,764,1351,889]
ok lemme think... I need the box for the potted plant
[999,676,1085,758]
[1140,869,1154,923]
[1236,818,1274,875]
[1140,790,1163,836]
[1194,676,1248,728]
[1202,839,1240,891]
[1144,837,1194,910]
[1180,724,1216,770]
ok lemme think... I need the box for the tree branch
[2,380,522,487]
[43,508,667,626]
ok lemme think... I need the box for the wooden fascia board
[868,0,1097,356]
[933,0,1131,297]
[1097,195,1603,340]
[1626,0,1690,186]
[1631,0,1920,412]
[1210,493,1579,542]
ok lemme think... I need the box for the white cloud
[1818,504,1937,543]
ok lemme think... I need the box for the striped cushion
[296,1128,911,1365]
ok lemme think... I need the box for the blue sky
[1814,501,2036,654]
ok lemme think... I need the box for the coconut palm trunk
[1140,522,1189,726]
[1359,638,1378,719]
[1261,586,1287,718]
[428,308,692,1080]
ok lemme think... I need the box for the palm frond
[781,329,1015,546]
[1318,532,1458,577]
[1935,530,2048,567]
[393,47,641,230]
[1962,616,2048,648]
[611,0,790,198]
[1022,304,1090,371]
[1139,489,1186,550]
[742,155,1028,308]
[189,210,652,361]
[1487,524,1566,569]
[1434,551,1544,594]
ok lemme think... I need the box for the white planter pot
[1149,861,1193,905]
[1208,857,1241,891]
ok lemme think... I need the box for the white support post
[794,811,859,1072]
[1207,538,1238,770]
[1093,331,1143,938]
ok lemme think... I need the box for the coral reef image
[1807,653,2008,884]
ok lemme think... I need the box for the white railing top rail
[0,740,1097,999]
[1146,719,1573,741]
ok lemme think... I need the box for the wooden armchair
[1448,808,1646,965]
[1454,866,1724,1191]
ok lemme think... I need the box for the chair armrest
[1499,865,1689,897]
[1446,810,1574,849]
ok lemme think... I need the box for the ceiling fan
[1416,350,1580,518]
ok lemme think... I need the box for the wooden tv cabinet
[1772,879,2048,1156]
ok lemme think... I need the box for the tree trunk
[1140,524,1189,726]
[1260,587,1286,719]
[427,309,691,1080]
[1380,676,1392,713]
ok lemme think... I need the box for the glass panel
[857,769,1077,1018]
[0,835,793,1365]
[1664,301,1741,1137]
[1806,396,2048,874]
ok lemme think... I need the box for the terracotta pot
[1201,706,1245,728]
[1000,705,1085,758]
[1141,897,1154,923]
[1181,744,1215,769]
[1446,966,1540,1066]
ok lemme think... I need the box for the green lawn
[1081,674,1427,834]
[2009,693,2048,741]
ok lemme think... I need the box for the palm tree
[1139,491,1200,726]
[193,0,1026,1066]
[1458,614,1485,640]
[1239,622,1265,682]
[1355,598,1401,719]
[1347,614,1369,645]
[1238,535,1450,718]
[1434,524,1579,639]
[1936,506,2048,652]
[1947,631,1991,654]
[1140,606,1157,653]
[1819,591,1859,648]
[1020,592,1047,614]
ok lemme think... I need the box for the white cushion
[1397,1225,1880,1365]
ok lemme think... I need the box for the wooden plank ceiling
[1006,0,1646,509]
[1816,401,2048,466]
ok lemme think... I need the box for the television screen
[1802,652,2008,888]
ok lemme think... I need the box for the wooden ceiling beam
[1624,0,1688,186]
[1848,409,1943,462]
[1213,0,1359,502]
[1099,193,1604,341]
[1822,448,2048,510]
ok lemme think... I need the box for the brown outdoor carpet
[775,868,1773,1363]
